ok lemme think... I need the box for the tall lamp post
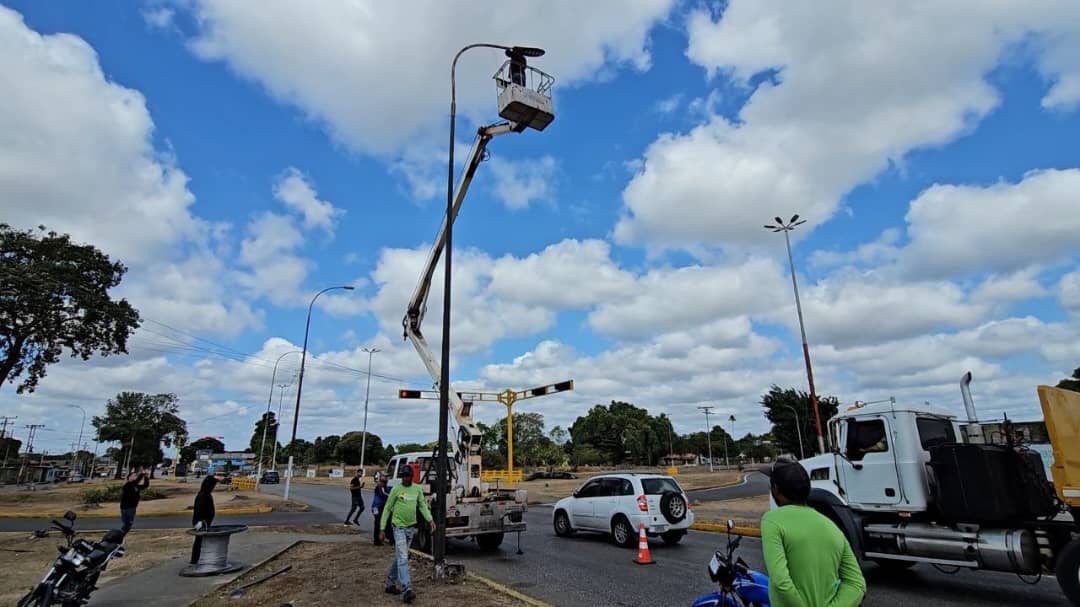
[67,405,85,475]
[257,350,300,486]
[782,404,806,460]
[765,215,826,454]
[358,347,380,474]
[437,42,546,575]
[698,406,715,472]
[284,285,354,501]
[729,415,736,467]
[270,378,294,472]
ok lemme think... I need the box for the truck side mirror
[63,510,76,522]
[726,519,735,531]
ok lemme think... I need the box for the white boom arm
[403,122,515,498]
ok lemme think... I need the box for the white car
[552,473,694,547]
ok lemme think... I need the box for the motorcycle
[692,520,770,607]
[18,511,126,607]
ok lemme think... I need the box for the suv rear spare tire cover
[660,491,687,524]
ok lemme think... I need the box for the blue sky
[2,1,1079,457]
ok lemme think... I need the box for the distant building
[661,453,700,466]
[205,452,255,474]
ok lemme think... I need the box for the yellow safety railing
[481,470,524,483]
[232,477,257,491]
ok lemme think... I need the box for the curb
[407,548,553,607]
[0,505,275,519]
[691,522,761,537]
[686,472,747,493]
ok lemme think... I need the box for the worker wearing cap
[761,458,866,607]
[380,464,434,603]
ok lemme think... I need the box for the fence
[231,477,256,491]
[480,470,523,483]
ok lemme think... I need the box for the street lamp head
[764,224,778,230]
[790,214,800,223]
[508,46,545,58]
[774,216,784,225]
[342,285,355,291]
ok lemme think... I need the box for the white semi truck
[794,372,1080,604]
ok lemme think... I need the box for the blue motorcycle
[692,521,770,607]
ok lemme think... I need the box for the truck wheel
[1054,538,1080,605]
[554,510,574,537]
[476,533,504,551]
[611,516,636,548]
[660,491,687,524]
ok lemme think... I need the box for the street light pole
[67,405,85,474]
[729,415,736,467]
[698,406,715,472]
[271,380,291,472]
[358,347,380,474]
[258,350,299,487]
[765,215,826,454]
[782,404,806,460]
[437,42,546,575]
[285,285,354,501]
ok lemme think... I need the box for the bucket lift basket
[494,60,555,132]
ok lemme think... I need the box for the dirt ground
[519,467,741,504]
[192,540,524,607]
[690,495,771,528]
[0,528,193,605]
[0,479,306,515]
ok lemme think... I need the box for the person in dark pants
[190,474,220,565]
[371,472,389,545]
[119,469,149,535]
[345,468,366,526]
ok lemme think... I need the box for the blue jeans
[385,526,416,591]
[120,508,136,534]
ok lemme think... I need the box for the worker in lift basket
[380,465,435,604]
[761,458,866,607]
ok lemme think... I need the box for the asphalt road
[688,470,770,502]
[2,480,1069,606]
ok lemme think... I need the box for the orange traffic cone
[633,522,655,565]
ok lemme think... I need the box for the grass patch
[82,485,167,505]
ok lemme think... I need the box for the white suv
[552,473,694,547]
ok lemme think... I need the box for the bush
[82,484,166,505]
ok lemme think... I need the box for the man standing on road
[761,459,865,607]
[380,466,434,604]
[119,469,150,535]
[371,472,389,545]
[345,468,366,526]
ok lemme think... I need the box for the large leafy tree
[0,436,22,461]
[248,412,279,464]
[761,385,839,457]
[335,431,385,466]
[92,392,187,478]
[1057,367,1080,393]
[179,436,225,465]
[312,435,341,463]
[570,401,662,464]
[282,438,315,463]
[0,225,140,393]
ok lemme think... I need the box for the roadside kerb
[408,547,553,607]
[0,505,280,519]
[690,522,761,538]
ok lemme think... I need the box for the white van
[384,451,455,490]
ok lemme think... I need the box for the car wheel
[554,510,574,537]
[659,491,687,524]
[611,516,636,548]
[1055,538,1080,604]
[660,531,684,545]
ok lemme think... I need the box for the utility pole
[271,381,290,472]
[729,415,736,468]
[19,424,45,484]
[698,406,715,472]
[0,416,16,468]
[359,347,380,474]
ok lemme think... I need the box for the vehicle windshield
[641,477,682,495]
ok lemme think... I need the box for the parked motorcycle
[692,520,770,607]
[18,511,126,607]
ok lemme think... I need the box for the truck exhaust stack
[960,371,984,444]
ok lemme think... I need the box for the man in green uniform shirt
[380,465,435,604]
[761,458,866,607]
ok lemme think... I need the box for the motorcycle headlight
[64,553,86,567]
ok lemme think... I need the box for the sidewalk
[89,530,365,607]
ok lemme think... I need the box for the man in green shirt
[380,465,435,604]
[761,459,866,607]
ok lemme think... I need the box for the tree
[179,436,225,465]
[335,431,385,466]
[383,444,396,460]
[92,392,187,478]
[761,385,839,457]
[311,435,341,462]
[570,401,660,464]
[0,225,140,393]
[496,412,548,468]
[0,435,21,462]
[1057,367,1080,393]
[394,442,430,454]
[248,412,279,464]
[282,439,314,463]
[476,422,504,468]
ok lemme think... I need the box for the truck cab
[803,401,960,514]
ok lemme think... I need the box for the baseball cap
[761,457,810,502]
